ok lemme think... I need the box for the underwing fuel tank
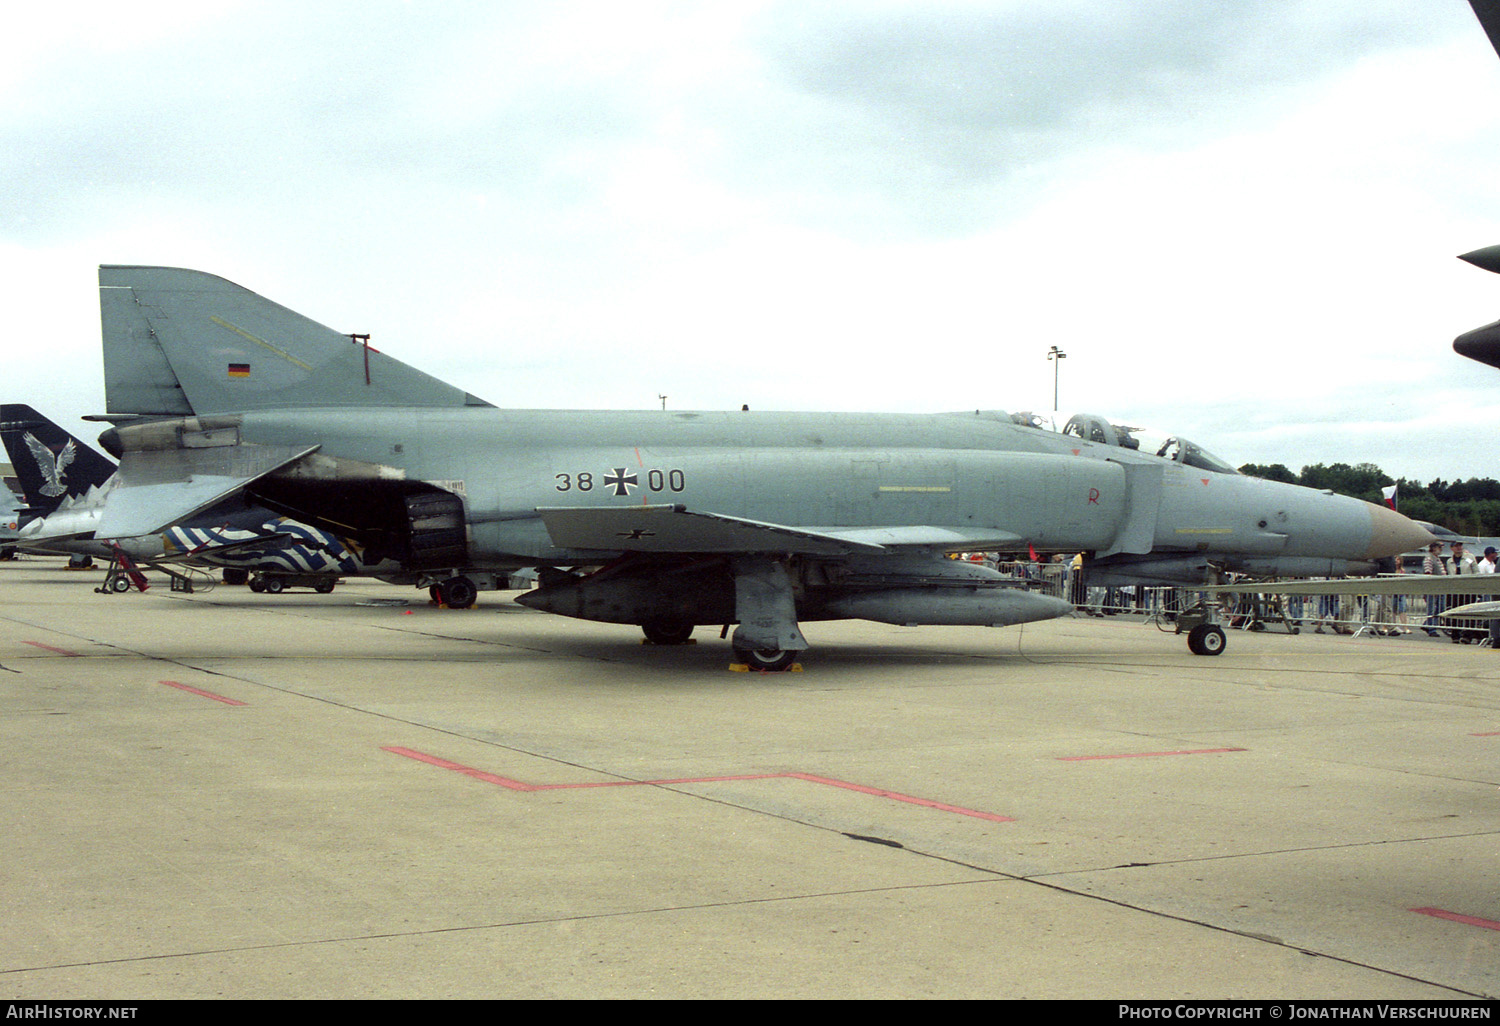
[516,555,1072,630]
[815,587,1074,627]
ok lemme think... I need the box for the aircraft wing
[1208,576,1500,597]
[535,505,1024,556]
[814,525,1025,550]
[97,444,319,539]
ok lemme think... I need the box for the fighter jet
[0,403,403,593]
[81,265,1432,666]
[0,479,23,559]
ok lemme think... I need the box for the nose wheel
[1186,623,1226,656]
[1175,603,1228,656]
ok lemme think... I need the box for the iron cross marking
[603,468,638,497]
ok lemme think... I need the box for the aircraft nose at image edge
[1363,504,1436,560]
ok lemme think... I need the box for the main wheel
[222,568,249,586]
[642,621,694,645]
[439,576,478,609]
[1187,623,1226,656]
[733,646,798,672]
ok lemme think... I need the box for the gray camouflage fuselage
[195,405,1410,576]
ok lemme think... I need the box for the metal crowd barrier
[995,561,1495,644]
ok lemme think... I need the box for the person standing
[1422,541,1447,638]
[1451,541,1477,576]
[1450,541,1479,643]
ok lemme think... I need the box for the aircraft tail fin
[1472,0,1500,60]
[0,404,118,516]
[99,266,494,418]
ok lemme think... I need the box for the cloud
[3,0,1499,483]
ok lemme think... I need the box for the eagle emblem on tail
[24,433,75,498]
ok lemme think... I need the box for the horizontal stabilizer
[535,505,888,555]
[98,444,318,538]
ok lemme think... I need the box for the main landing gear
[731,646,799,672]
[428,575,478,609]
[641,621,694,646]
[726,557,806,672]
[628,559,806,671]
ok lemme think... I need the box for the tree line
[1237,462,1500,537]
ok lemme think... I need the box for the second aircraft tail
[0,404,117,516]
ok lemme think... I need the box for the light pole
[1047,346,1067,411]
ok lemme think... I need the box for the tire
[734,646,797,672]
[440,576,478,609]
[1187,624,1226,656]
[263,577,285,594]
[222,568,249,586]
[314,580,335,594]
[642,621,694,645]
[109,575,131,593]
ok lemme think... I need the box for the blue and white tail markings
[163,518,368,573]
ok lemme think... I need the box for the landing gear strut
[728,557,807,672]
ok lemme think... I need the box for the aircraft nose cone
[1362,503,1434,560]
[1454,319,1500,371]
[1459,245,1500,274]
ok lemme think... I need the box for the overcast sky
[5,1,1500,484]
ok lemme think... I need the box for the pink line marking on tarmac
[1057,747,1247,761]
[1411,907,1500,931]
[785,773,1015,822]
[382,747,537,790]
[1470,731,1500,737]
[23,641,78,656]
[382,748,1012,822]
[160,680,246,706]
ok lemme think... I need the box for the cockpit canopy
[1009,410,1240,475]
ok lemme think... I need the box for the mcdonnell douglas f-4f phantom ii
[86,266,1431,667]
